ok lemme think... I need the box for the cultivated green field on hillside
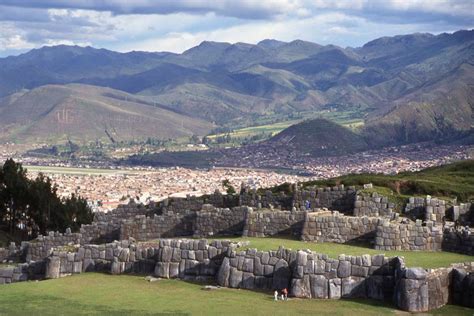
[199,237,473,269]
[0,273,472,315]
[206,109,366,145]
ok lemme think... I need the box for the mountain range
[0,29,472,146]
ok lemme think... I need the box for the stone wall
[0,243,20,263]
[242,209,306,238]
[442,226,474,255]
[353,192,393,217]
[396,263,474,312]
[452,266,474,308]
[239,189,292,209]
[291,251,401,301]
[404,197,426,220]
[301,211,382,243]
[79,220,121,244]
[217,245,401,302]
[452,203,473,225]
[45,239,236,281]
[24,230,82,262]
[0,261,45,284]
[375,220,443,251]
[425,198,447,223]
[217,247,295,290]
[239,185,357,213]
[404,197,449,224]
[294,185,357,213]
[119,212,196,241]
[193,205,248,238]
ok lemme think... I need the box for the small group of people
[274,288,288,301]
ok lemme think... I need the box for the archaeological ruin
[1,184,473,312]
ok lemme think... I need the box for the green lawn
[200,237,474,269]
[0,273,472,315]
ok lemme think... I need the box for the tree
[0,159,93,240]
[0,159,29,236]
[222,179,236,195]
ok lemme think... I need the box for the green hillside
[266,118,368,156]
[297,160,474,202]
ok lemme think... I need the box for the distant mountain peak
[257,39,287,49]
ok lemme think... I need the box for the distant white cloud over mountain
[0,0,472,56]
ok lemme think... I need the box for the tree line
[0,159,93,241]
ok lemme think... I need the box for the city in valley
[1,142,471,211]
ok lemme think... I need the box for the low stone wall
[0,243,20,263]
[119,212,196,241]
[24,231,82,262]
[242,209,306,238]
[291,251,400,301]
[79,220,121,244]
[239,185,357,212]
[404,197,449,224]
[301,212,382,243]
[396,263,474,312]
[293,186,357,213]
[442,226,474,255]
[193,205,248,238]
[217,247,295,290]
[353,193,393,217]
[404,197,426,220]
[239,189,292,209]
[452,266,474,308]
[375,220,443,251]
[425,198,447,223]
[453,203,473,224]
[0,261,44,284]
[45,239,235,281]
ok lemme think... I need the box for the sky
[0,0,473,57]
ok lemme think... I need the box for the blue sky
[0,0,473,57]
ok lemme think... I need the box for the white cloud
[0,1,472,56]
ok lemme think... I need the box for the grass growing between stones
[0,273,472,316]
[205,236,474,269]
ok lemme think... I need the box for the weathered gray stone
[217,257,230,287]
[310,275,328,299]
[342,277,366,298]
[328,278,341,299]
[45,256,60,279]
[337,261,351,278]
[229,267,243,288]
[272,259,290,290]
[405,268,426,280]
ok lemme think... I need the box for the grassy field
[207,120,301,139]
[200,236,474,269]
[0,273,472,316]
[207,110,366,142]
